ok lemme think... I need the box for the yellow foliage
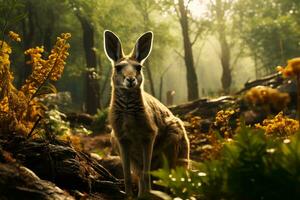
[0,41,11,66]
[277,57,300,77]
[8,31,21,42]
[59,134,83,151]
[0,32,71,135]
[184,115,223,161]
[189,115,202,129]
[244,86,290,110]
[255,112,299,137]
[21,33,71,98]
[214,109,238,137]
[0,96,9,112]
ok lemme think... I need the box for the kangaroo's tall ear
[103,30,124,62]
[131,31,153,64]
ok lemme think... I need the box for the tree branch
[191,28,203,46]
[174,49,184,59]
[230,46,245,71]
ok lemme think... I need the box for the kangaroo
[103,30,190,198]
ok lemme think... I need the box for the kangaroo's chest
[111,110,157,141]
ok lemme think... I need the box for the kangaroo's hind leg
[162,118,190,169]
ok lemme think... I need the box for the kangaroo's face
[113,58,143,89]
[104,30,153,90]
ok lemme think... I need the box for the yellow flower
[0,32,71,136]
[255,112,299,137]
[214,109,237,137]
[0,96,9,112]
[0,41,12,67]
[277,57,300,78]
[21,33,71,98]
[8,31,21,42]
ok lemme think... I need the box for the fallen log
[236,73,284,94]
[0,163,74,200]
[169,96,237,117]
[0,134,125,199]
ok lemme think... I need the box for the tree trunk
[141,10,156,96]
[76,15,100,115]
[219,34,231,93]
[178,0,199,101]
[144,60,156,96]
[166,90,175,105]
[216,0,232,94]
[43,8,55,53]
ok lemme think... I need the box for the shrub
[0,32,71,135]
[153,124,300,200]
[91,108,108,133]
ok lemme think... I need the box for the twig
[174,49,184,59]
[27,115,42,138]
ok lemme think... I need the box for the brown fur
[104,30,190,197]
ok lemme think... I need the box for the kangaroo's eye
[115,65,124,73]
[135,65,142,71]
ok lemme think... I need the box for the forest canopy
[1,0,299,112]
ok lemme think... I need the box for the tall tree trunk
[144,60,155,96]
[178,0,199,101]
[216,0,232,94]
[76,15,100,114]
[142,10,155,96]
[219,34,231,93]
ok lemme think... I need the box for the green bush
[152,125,300,200]
[91,108,108,133]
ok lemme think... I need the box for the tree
[175,0,199,101]
[70,0,100,114]
[204,0,247,93]
[131,0,156,96]
[209,0,233,93]
[235,0,300,74]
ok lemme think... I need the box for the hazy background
[1,0,299,114]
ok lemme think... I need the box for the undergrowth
[0,31,71,136]
[152,119,300,200]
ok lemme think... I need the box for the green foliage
[91,108,108,132]
[153,125,300,200]
[44,109,71,136]
[43,108,92,137]
[235,0,300,73]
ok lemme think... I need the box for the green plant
[44,109,71,136]
[152,125,300,200]
[91,108,108,132]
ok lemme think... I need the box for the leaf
[150,190,172,200]
[8,12,27,24]
[35,82,57,96]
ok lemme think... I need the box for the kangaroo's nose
[125,77,137,88]
[126,77,135,83]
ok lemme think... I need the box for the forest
[1,0,300,199]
